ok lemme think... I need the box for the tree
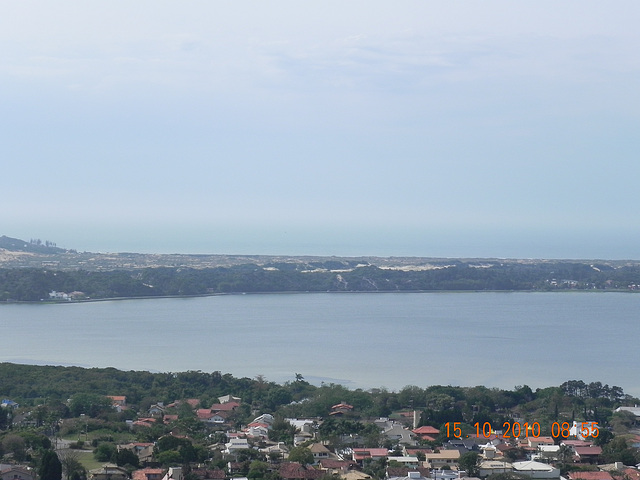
[247,461,269,479]
[115,448,140,468]
[0,407,9,430]
[459,451,479,477]
[69,393,113,418]
[39,450,63,480]
[94,443,117,462]
[269,417,297,444]
[287,446,314,465]
[2,434,27,461]
[58,450,86,480]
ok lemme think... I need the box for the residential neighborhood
[1,369,639,480]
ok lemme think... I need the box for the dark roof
[279,462,324,480]
[319,459,357,470]
[191,469,226,480]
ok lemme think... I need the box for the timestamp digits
[444,421,599,439]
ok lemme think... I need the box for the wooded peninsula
[1,236,640,302]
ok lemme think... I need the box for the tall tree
[39,450,63,480]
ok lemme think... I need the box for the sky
[1,1,639,259]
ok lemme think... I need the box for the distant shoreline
[4,287,636,306]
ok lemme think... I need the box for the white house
[225,438,250,454]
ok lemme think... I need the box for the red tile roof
[413,426,440,435]
[132,468,166,480]
[574,446,602,456]
[352,448,389,460]
[568,472,613,480]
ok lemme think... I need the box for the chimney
[413,410,419,430]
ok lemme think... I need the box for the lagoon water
[2,292,639,396]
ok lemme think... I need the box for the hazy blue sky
[2,1,639,258]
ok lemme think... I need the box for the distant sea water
[2,292,639,397]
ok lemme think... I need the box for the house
[197,409,230,425]
[133,418,157,428]
[118,443,155,463]
[387,457,420,468]
[210,402,240,413]
[387,471,430,480]
[0,465,35,480]
[481,443,498,459]
[218,395,241,404]
[527,436,555,448]
[245,423,269,439]
[225,437,250,454]
[567,472,613,480]
[49,291,70,300]
[342,472,372,480]
[252,413,275,425]
[478,461,513,478]
[278,462,324,480]
[536,445,560,461]
[108,396,127,407]
[189,469,226,480]
[308,443,331,462]
[614,406,640,419]
[512,461,560,479]
[260,442,289,461]
[573,446,602,463]
[148,404,166,417]
[318,459,358,474]
[412,426,440,441]
[352,448,389,464]
[424,449,460,469]
[163,415,179,425]
[0,399,19,409]
[161,467,183,480]
[330,403,354,416]
[89,464,130,480]
[132,468,166,480]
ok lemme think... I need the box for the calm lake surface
[2,292,639,396]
